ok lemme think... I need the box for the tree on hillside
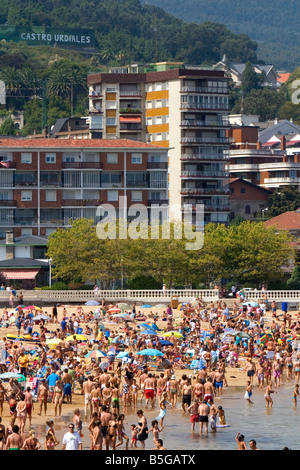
[241,61,262,95]
[268,186,300,217]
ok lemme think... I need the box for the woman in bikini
[9,393,17,426]
[54,380,63,417]
[115,414,129,450]
[107,414,118,450]
[22,429,41,450]
[264,381,275,408]
[16,393,27,434]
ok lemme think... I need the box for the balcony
[180,120,229,128]
[181,188,230,195]
[263,177,300,185]
[181,137,230,145]
[185,204,231,212]
[62,199,102,206]
[89,107,103,114]
[180,86,229,94]
[14,219,38,226]
[0,162,16,169]
[147,199,168,206]
[119,91,142,97]
[119,108,142,115]
[0,200,16,206]
[181,153,229,162]
[181,170,229,179]
[180,103,230,111]
[147,162,168,170]
[120,124,142,131]
[62,162,103,169]
[89,91,103,98]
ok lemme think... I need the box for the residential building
[229,178,272,220]
[0,138,169,239]
[214,59,280,89]
[87,64,231,225]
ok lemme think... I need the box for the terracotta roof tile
[264,211,300,230]
[0,138,166,150]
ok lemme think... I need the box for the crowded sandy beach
[0,292,298,451]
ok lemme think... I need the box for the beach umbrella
[259,333,273,345]
[230,331,251,339]
[139,329,158,336]
[116,303,130,310]
[46,338,62,349]
[163,331,183,338]
[111,313,129,318]
[148,323,159,330]
[0,372,22,380]
[15,305,25,311]
[140,305,152,308]
[116,351,129,358]
[33,314,51,322]
[136,348,164,356]
[155,304,167,308]
[112,336,120,343]
[242,302,258,307]
[109,307,121,313]
[177,303,187,310]
[84,350,107,359]
[99,361,109,370]
[153,340,173,346]
[66,334,87,342]
[85,300,100,306]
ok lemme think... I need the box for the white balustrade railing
[246,290,300,301]
[0,289,219,303]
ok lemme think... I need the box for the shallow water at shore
[33,382,299,451]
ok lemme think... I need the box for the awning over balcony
[119,116,141,123]
[0,269,40,280]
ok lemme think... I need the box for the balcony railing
[181,153,229,161]
[120,124,142,131]
[119,108,142,114]
[0,162,16,169]
[180,86,229,94]
[147,199,168,206]
[181,188,231,195]
[181,120,229,128]
[119,91,142,97]
[89,108,102,113]
[181,171,229,178]
[181,137,230,145]
[62,199,102,206]
[62,162,103,169]
[147,162,168,170]
[0,200,16,206]
[180,103,230,111]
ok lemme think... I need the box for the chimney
[281,136,286,151]
[5,230,14,260]
[256,141,262,149]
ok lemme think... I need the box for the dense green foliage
[268,186,300,218]
[46,218,295,288]
[144,0,300,70]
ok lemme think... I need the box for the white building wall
[168,79,182,221]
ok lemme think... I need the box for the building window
[131,154,142,164]
[245,205,251,214]
[21,228,32,236]
[21,190,32,201]
[45,190,57,202]
[107,153,118,164]
[240,187,245,193]
[106,117,116,125]
[46,153,56,164]
[107,190,118,202]
[21,153,32,164]
[131,191,142,201]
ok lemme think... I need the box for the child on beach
[147,419,164,446]
[218,406,226,425]
[235,432,247,450]
[130,424,138,448]
[244,381,254,404]
[155,392,169,427]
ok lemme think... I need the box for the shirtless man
[24,387,34,428]
[214,369,225,398]
[208,398,218,433]
[83,377,95,419]
[102,382,112,408]
[139,369,149,402]
[198,401,209,435]
[5,424,23,450]
[99,369,110,391]
[187,399,199,431]
[204,378,214,402]
[62,369,73,404]
[100,405,112,450]
[144,374,156,410]
[157,373,166,400]
[182,378,192,413]
[0,380,6,416]
[246,359,256,386]
[37,380,48,416]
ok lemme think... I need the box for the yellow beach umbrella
[46,338,62,349]
[163,331,183,338]
[66,334,87,342]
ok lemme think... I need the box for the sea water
[33,383,298,450]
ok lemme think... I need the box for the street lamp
[48,258,53,288]
[262,208,269,219]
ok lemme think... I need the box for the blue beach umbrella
[139,329,158,335]
[85,300,100,306]
[140,305,152,308]
[116,351,129,358]
[136,348,164,356]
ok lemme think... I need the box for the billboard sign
[0,25,96,48]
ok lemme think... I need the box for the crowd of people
[0,292,299,450]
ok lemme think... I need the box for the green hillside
[143,0,300,71]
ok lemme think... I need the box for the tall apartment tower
[88,64,231,225]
